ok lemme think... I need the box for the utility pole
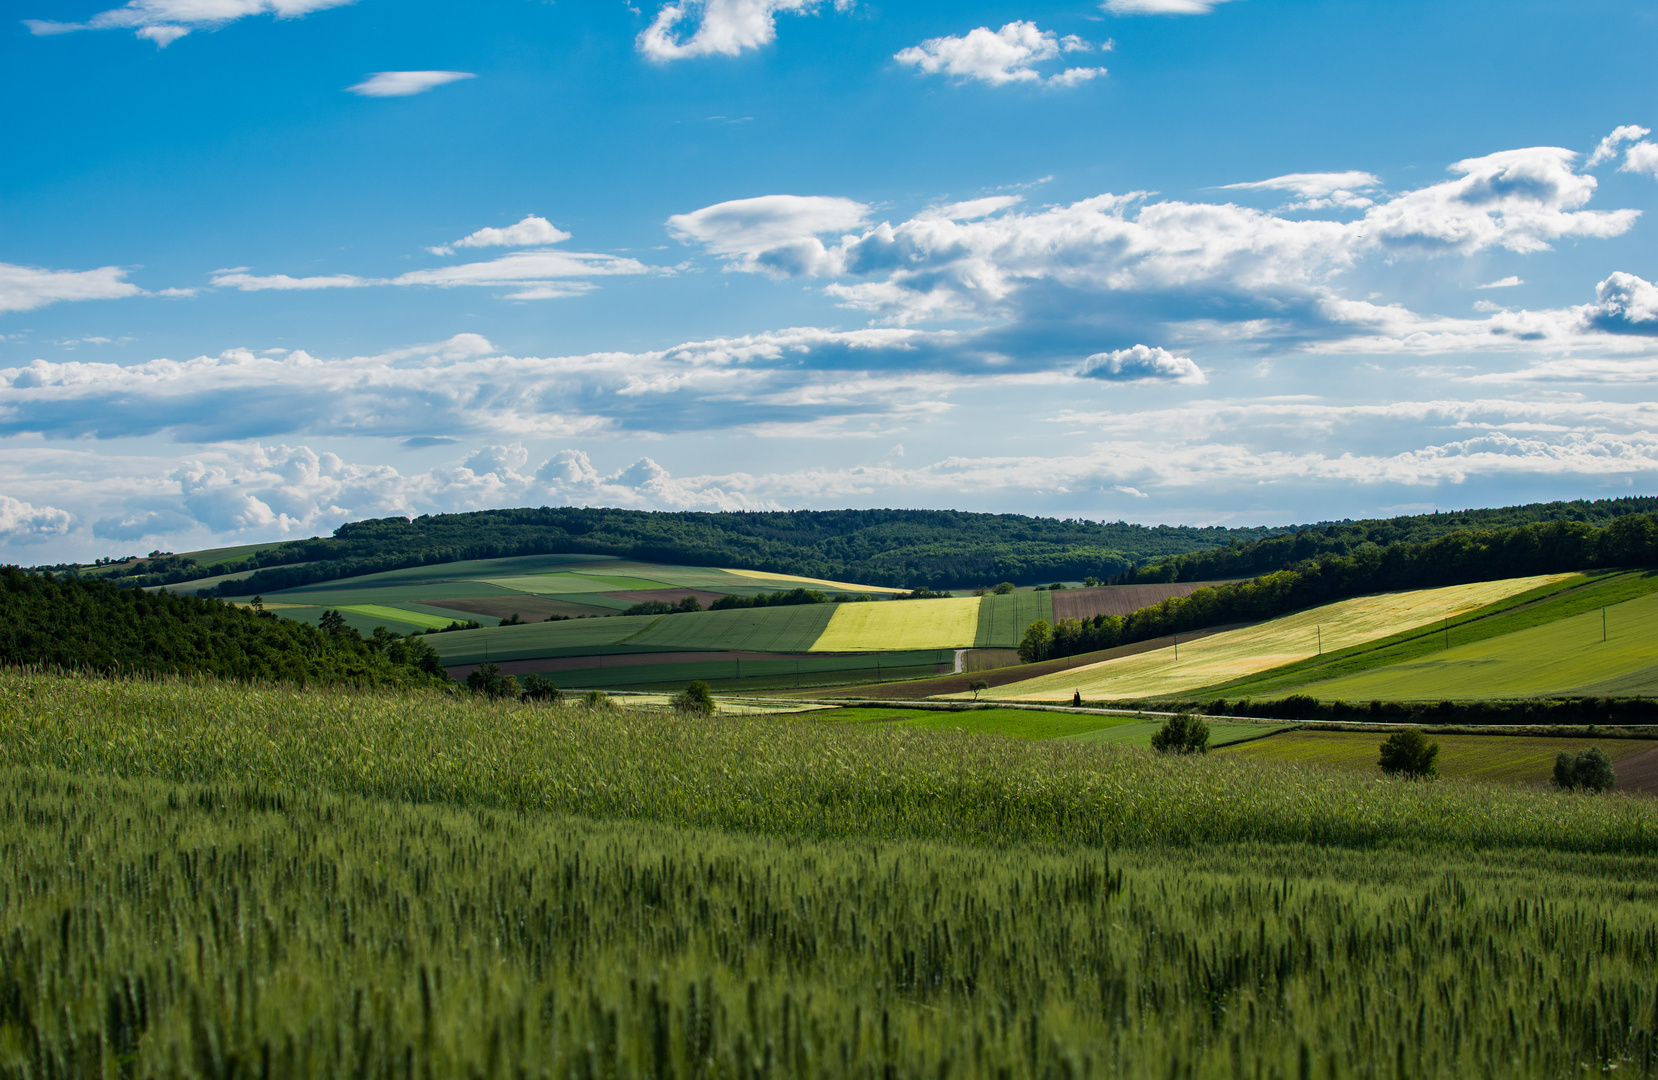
[1173,633,1179,661]
[1317,625,1322,656]
[1444,617,1449,650]
[1603,607,1607,643]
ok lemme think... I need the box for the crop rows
[4,767,1657,1078]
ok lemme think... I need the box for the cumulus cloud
[0,262,145,313]
[24,0,357,46]
[1102,0,1237,13]
[667,195,870,276]
[347,71,474,98]
[1078,345,1206,384]
[637,0,845,61]
[671,144,1640,328]
[0,495,71,544]
[1624,142,1658,179]
[428,215,571,256]
[894,22,1106,88]
[1574,272,1658,337]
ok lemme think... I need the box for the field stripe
[721,568,909,594]
[336,604,461,630]
[1300,587,1658,701]
[811,597,983,652]
[981,574,1571,701]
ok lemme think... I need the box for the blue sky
[3,0,1657,561]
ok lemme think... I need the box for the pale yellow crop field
[810,596,983,651]
[974,574,1572,701]
[722,568,910,594]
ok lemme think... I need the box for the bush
[519,673,563,703]
[1553,747,1616,792]
[671,680,717,716]
[1378,730,1439,778]
[993,582,1016,595]
[580,690,614,710]
[623,600,677,616]
[465,662,519,700]
[1150,713,1210,755]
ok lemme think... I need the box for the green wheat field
[4,670,1658,1077]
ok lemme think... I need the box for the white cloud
[212,249,655,296]
[428,215,571,256]
[667,195,870,275]
[1575,271,1658,336]
[0,495,71,544]
[24,0,357,46]
[1078,344,1206,384]
[673,144,1640,328]
[347,71,475,98]
[894,21,1106,88]
[1362,148,1635,255]
[1221,171,1381,210]
[637,0,843,61]
[1477,276,1524,289]
[1586,125,1649,167]
[1623,141,1658,179]
[0,262,144,313]
[1102,0,1237,13]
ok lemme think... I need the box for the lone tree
[993,582,1016,595]
[1378,729,1439,778]
[672,680,717,716]
[466,661,519,700]
[969,679,989,701]
[1151,713,1210,755]
[1553,746,1616,792]
[1018,620,1052,664]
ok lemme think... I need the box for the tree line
[1020,513,1658,664]
[0,567,450,689]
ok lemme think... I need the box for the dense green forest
[42,508,1286,594]
[1023,512,1658,663]
[1119,496,1658,583]
[34,496,1658,597]
[0,567,450,688]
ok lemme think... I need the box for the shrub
[1553,747,1616,792]
[519,673,563,703]
[580,689,614,710]
[623,600,677,616]
[465,662,519,700]
[671,680,716,716]
[675,595,703,612]
[1150,713,1210,755]
[993,582,1016,595]
[1378,729,1439,778]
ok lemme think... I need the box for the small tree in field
[1151,713,1209,755]
[993,582,1016,595]
[672,680,717,716]
[1553,747,1615,792]
[969,679,989,701]
[1378,729,1439,778]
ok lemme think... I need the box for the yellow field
[722,568,910,594]
[810,596,982,652]
[972,574,1571,701]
